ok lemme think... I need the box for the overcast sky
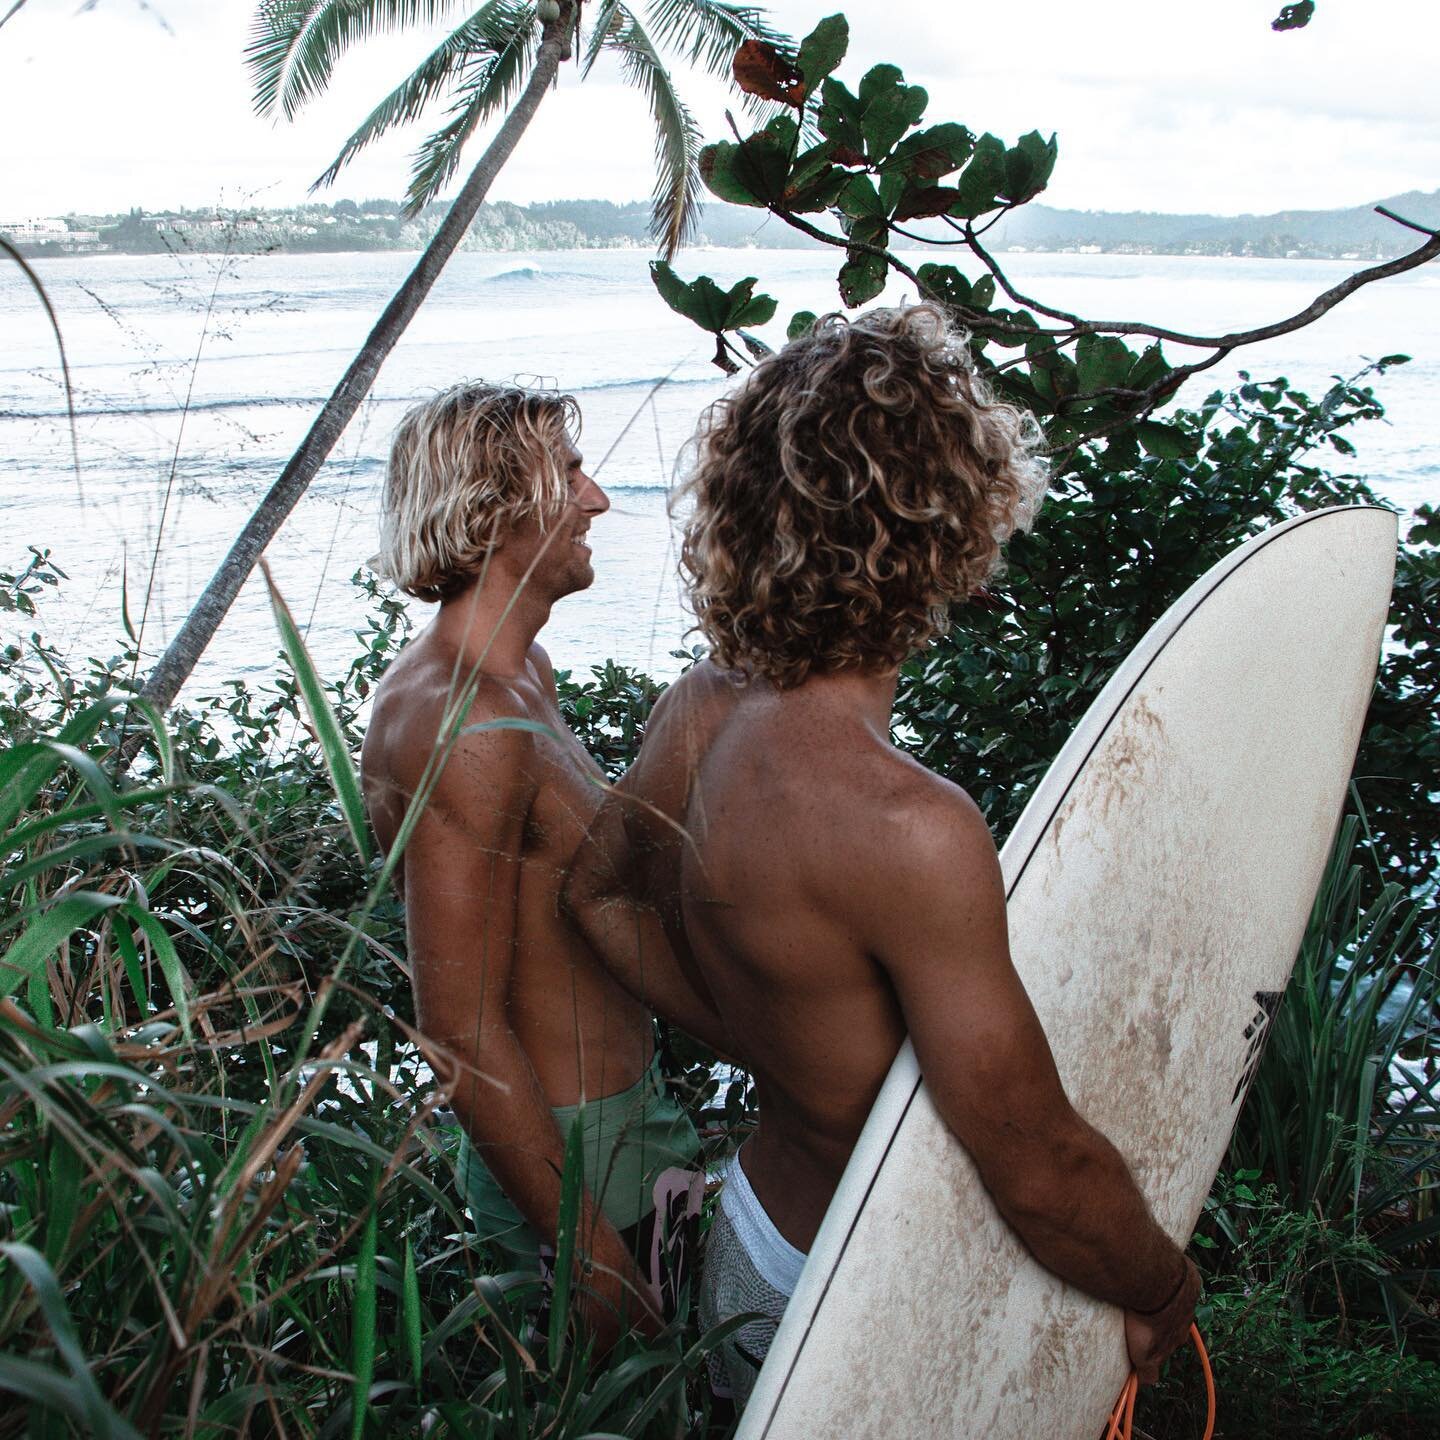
[3,0,1437,220]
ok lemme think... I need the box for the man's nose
[577,473,610,516]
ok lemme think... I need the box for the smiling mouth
[571,532,591,550]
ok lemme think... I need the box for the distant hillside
[8,189,1437,261]
[981,189,1440,259]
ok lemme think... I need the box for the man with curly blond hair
[566,306,1198,1405]
[360,382,711,1354]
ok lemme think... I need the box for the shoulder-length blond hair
[677,304,1046,688]
[378,381,579,602]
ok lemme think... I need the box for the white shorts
[699,1152,808,1407]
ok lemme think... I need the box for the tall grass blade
[121,903,192,1044]
[261,561,372,863]
[0,892,124,1001]
[42,1139,81,1272]
[548,1110,587,1361]
[350,1201,379,1440]
[402,1234,423,1391]
[0,700,118,834]
[0,1243,143,1439]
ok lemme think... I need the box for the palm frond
[404,15,537,213]
[579,0,623,78]
[607,11,703,259]
[310,10,502,190]
[246,0,472,121]
[641,0,789,78]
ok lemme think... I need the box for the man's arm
[862,783,1198,1380]
[564,782,734,1057]
[402,708,659,1346]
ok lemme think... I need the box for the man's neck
[432,568,552,678]
[794,664,901,736]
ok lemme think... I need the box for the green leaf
[838,174,885,219]
[0,1243,142,1439]
[1127,342,1171,392]
[1076,334,1135,394]
[917,263,973,309]
[122,903,192,1045]
[649,258,691,316]
[1272,1,1316,32]
[1136,419,1199,459]
[856,64,928,159]
[729,287,778,330]
[0,893,124,1003]
[1001,130,1058,203]
[952,133,1007,218]
[263,563,372,863]
[838,249,888,307]
[787,310,818,340]
[894,184,963,221]
[650,263,775,335]
[816,76,866,159]
[0,699,116,836]
[782,139,850,211]
[402,1237,423,1391]
[795,13,848,97]
[1405,503,1440,546]
[113,925,147,1021]
[698,127,789,207]
[886,121,975,179]
[350,1203,378,1440]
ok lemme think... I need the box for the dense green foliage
[0,559,744,1435]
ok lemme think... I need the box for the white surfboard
[738,506,1396,1439]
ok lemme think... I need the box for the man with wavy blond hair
[567,306,1198,1405]
[360,381,705,1352]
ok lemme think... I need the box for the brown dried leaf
[733,39,804,105]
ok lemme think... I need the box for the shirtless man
[360,382,701,1350]
[566,306,1199,1403]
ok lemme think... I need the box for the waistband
[714,1151,808,1298]
[550,1051,665,1129]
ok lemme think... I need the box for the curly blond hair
[378,381,580,603]
[677,304,1046,688]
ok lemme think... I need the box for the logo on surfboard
[1231,991,1283,1105]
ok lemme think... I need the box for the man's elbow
[981,1118,1099,1233]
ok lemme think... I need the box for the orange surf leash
[1104,1325,1215,1440]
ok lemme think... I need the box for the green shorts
[456,1056,702,1270]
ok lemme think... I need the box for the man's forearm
[564,807,732,1054]
[984,1118,1188,1313]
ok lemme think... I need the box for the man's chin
[560,562,596,596]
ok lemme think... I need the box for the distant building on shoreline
[1,218,101,250]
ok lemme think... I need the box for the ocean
[2,246,1436,693]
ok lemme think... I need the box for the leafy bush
[1145,1176,1440,1439]
[0,565,737,1434]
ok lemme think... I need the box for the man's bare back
[608,656,1198,1371]
[615,660,1013,1247]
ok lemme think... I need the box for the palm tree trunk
[140,11,573,712]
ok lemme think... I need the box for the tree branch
[963,219,1440,351]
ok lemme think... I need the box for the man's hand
[1124,1256,1201,1384]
